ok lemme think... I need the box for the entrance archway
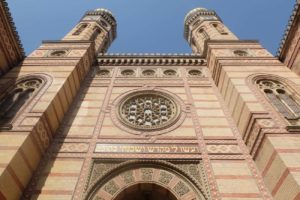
[84,160,209,200]
[114,183,177,200]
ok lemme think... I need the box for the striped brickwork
[0,41,94,199]
[18,54,272,200]
[206,41,300,199]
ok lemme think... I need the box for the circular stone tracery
[118,91,180,131]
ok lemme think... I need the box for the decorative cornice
[277,1,300,57]
[97,53,206,66]
[1,0,25,57]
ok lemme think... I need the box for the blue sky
[7,0,295,55]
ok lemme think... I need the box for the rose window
[97,69,110,77]
[188,69,202,77]
[164,70,177,77]
[142,70,155,77]
[118,91,180,131]
[233,50,248,57]
[121,69,135,76]
[50,50,67,57]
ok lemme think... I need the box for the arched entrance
[84,160,209,200]
[114,183,177,200]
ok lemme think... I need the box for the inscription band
[95,143,200,154]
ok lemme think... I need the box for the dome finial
[184,7,208,24]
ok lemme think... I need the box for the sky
[7,0,295,56]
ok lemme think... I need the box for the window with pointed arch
[257,79,300,125]
[0,77,44,129]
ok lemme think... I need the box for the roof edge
[277,1,300,57]
[1,0,25,57]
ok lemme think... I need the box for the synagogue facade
[0,1,300,200]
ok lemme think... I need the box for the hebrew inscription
[95,143,200,154]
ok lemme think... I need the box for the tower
[0,8,116,199]
[184,8,238,54]
[63,8,116,53]
[184,7,300,200]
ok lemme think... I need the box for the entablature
[97,53,206,66]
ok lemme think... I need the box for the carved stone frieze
[88,162,120,186]
[93,196,104,200]
[174,181,190,196]
[206,144,242,154]
[103,180,119,196]
[35,120,50,150]
[121,170,135,184]
[141,168,154,181]
[52,142,89,153]
[174,162,204,186]
[159,170,173,185]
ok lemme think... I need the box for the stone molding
[277,1,300,57]
[97,54,205,66]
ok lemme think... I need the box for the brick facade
[0,6,300,200]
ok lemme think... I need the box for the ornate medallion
[112,89,186,135]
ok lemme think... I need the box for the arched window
[257,79,300,125]
[198,28,209,40]
[0,78,43,129]
[211,23,228,35]
[90,26,102,41]
[72,23,89,35]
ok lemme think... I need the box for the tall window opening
[90,26,102,41]
[257,79,300,125]
[198,28,209,40]
[0,78,43,128]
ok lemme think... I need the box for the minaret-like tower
[184,8,238,54]
[184,7,300,200]
[0,8,117,200]
[63,8,116,53]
